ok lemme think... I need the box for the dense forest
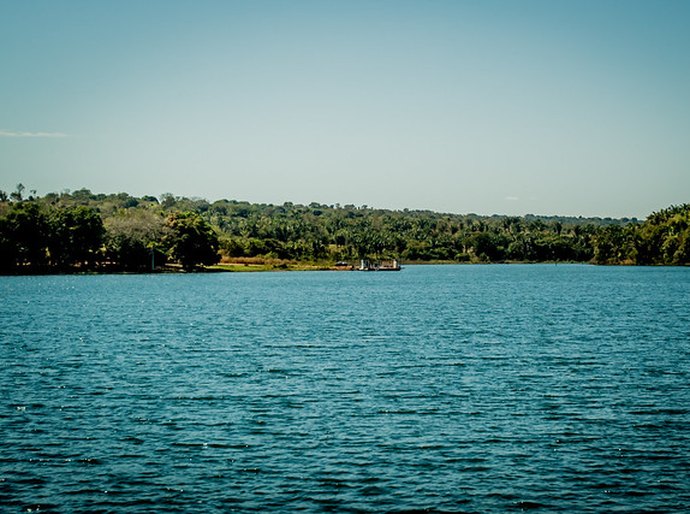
[0,184,688,273]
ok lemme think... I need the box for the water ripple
[1,265,689,512]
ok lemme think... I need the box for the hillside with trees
[0,184,688,273]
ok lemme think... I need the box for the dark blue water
[1,265,689,512]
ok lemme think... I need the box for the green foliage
[48,205,105,270]
[105,209,167,271]
[0,201,104,272]
[634,204,690,265]
[164,211,220,271]
[0,187,687,273]
[0,201,50,271]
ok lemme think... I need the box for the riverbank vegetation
[0,184,688,273]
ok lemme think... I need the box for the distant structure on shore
[358,259,401,271]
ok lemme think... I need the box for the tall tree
[165,212,219,271]
[48,206,105,269]
[3,202,50,270]
[105,209,167,271]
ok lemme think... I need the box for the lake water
[1,264,689,512]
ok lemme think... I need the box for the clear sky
[1,0,689,218]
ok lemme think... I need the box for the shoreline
[1,259,686,277]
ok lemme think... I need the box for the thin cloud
[505,196,520,201]
[0,130,69,138]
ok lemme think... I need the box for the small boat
[358,259,401,271]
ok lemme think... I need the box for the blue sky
[1,0,689,218]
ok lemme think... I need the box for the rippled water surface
[1,265,689,512]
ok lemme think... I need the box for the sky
[1,0,689,218]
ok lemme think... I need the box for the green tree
[634,204,690,265]
[165,211,219,270]
[673,229,690,264]
[105,209,167,270]
[10,183,25,202]
[3,202,50,270]
[468,231,507,262]
[48,205,105,269]
[0,214,18,272]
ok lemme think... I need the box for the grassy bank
[207,257,347,272]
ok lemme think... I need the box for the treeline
[0,184,688,273]
[0,186,218,273]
